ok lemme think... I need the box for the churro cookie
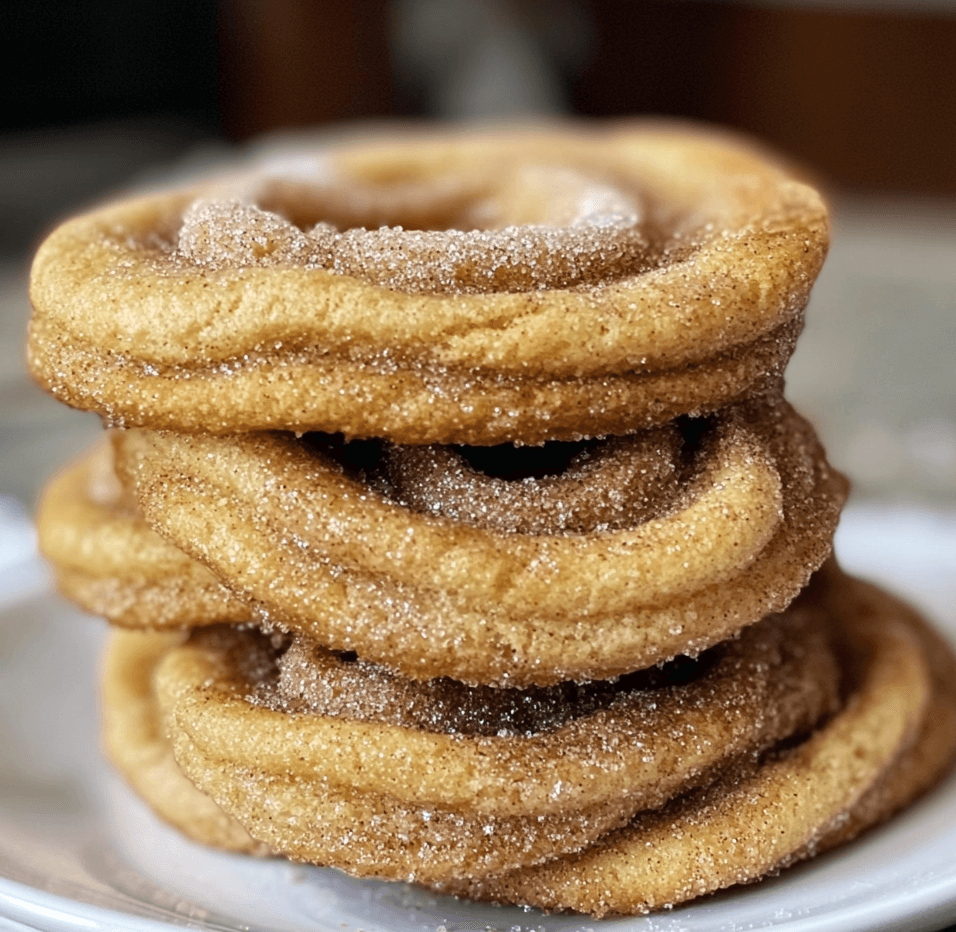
[101,565,956,914]
[144,588,840,883]
[112,389,846,685]
[28,123,826,444]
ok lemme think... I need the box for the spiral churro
[100,566,956,915]
[111,390,846,685]
[29,120,956,917]
[28,124,825,444]
[146,591,840,883]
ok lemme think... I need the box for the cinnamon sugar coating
[27,123,826,443]
[111,389,847,686]
[151,594,839,883]
[36,440,246,629]
[384,425,683,535]
[101,627,267,855]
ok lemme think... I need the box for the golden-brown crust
[36,441,246,628]
[27,122,827,443]
[101,628,268,855]
[791,571,956,860]
[112,391,847,686]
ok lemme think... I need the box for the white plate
[1,505,955,932]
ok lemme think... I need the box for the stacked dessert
[29,123,956,916]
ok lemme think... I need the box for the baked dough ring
[36,441,245,629]
[101,628,267,854]
[113,390,848,686]
[151,600,839,883]
[434,566,956,915]
[28,123,827,443]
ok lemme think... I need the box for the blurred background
[1,0,954,531]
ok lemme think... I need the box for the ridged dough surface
[149,589,840,883]
[27,123,827,443]
[433,566,956,915]
[37,440,245,628]
[113,390,847,685]
[101,628,267,855]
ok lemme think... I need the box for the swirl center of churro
[262,632,707,737]
[385,425,684,535]
[176,164,650,294]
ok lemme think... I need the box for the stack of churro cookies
[29,123,956,916]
